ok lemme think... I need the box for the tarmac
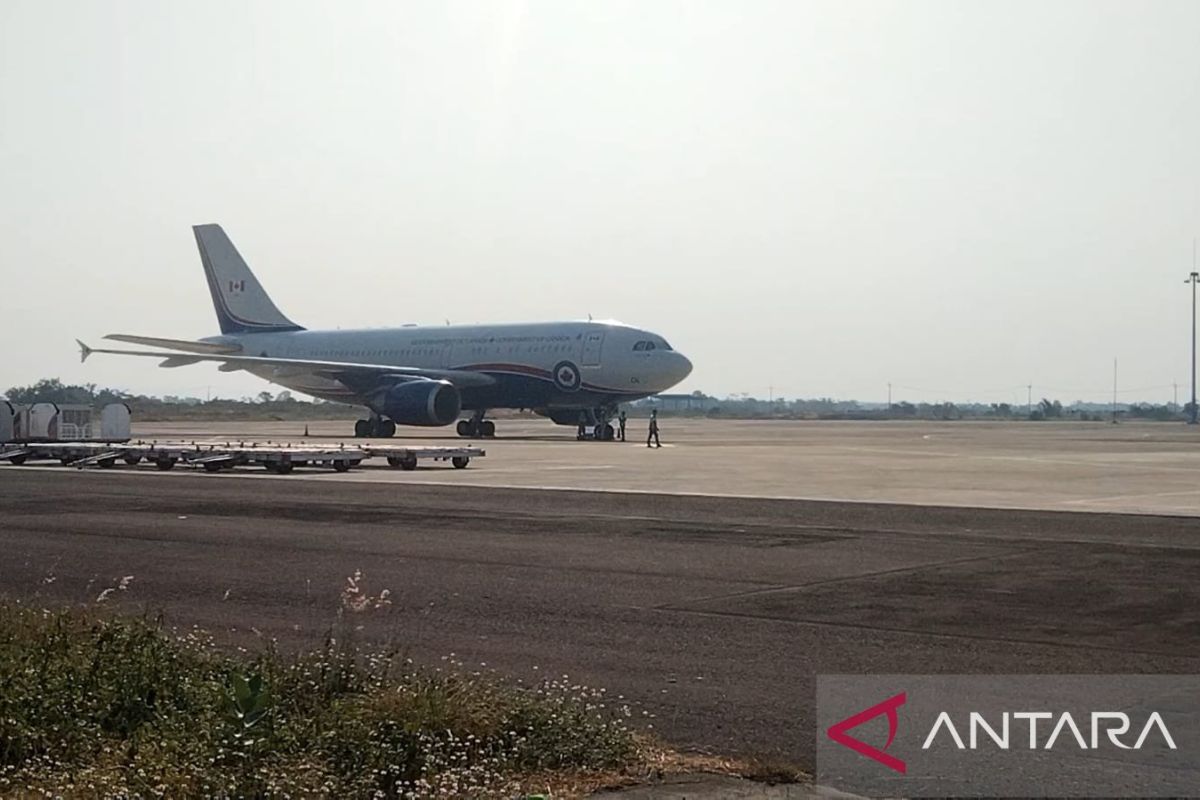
[3,418,1200,784]
[125,417,1200,516]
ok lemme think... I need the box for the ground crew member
[577,411,588,440]
[618,410,627,441]
[647,409,661,448]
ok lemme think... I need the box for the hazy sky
[3,1,1199,405]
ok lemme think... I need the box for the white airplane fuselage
[211,320,692,414]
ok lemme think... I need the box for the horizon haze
[2,1,1199,406]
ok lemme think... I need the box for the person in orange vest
[647,409,661,448]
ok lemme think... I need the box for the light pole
[1188,272,1199,424]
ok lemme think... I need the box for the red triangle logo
[826,692,907,774]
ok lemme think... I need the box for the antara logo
[228,279,245,293]
[826,692,1178,775]
[922,711,1177,751]
[826,692,907,774]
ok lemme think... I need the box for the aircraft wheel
[602,423,615,441]
[8,454,27,465]
[380,419,396,438]
[333,461,351,473]
[155,458,176,471]
[456,420,470,436]
[354,419,370,438]
[98,458,117,469]
[204,462,223,473]
[273,462,294,474]
[481,420,495,438]
[123,455,142,465]
[452,456,470,469]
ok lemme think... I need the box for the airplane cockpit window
[645,341,656,351]
[633,341,646,351]
[660,340,673,350]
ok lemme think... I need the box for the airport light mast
[1188,270,1199,424]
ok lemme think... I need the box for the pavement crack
[656,549,1036,611]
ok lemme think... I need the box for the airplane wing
[103,334,243,354]
[76,340,497,388]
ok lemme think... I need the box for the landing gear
[354,416,396,438]
[456,411,495,439]
[589,406,617,442]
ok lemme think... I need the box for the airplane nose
[671,352,693,384]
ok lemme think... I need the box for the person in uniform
[618,410,627,442]
[647,409,661,448]
[577,411,588,440]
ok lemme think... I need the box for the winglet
[77,339,93,363]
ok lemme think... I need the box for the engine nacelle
[381,380,461,426]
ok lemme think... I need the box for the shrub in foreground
[0,604,640,798]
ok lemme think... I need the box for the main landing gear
[354,415,396,438]
[577,407,616,441]
[456,410,495,439]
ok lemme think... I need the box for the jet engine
[381,379,461,426]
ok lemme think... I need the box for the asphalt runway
[3,468,1199,772]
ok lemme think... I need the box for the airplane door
[582,330,605,366]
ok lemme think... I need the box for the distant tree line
[3,378,357,422]
[633,391,1187,422]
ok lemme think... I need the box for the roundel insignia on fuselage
[552,360,582,392]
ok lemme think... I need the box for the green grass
[0,603,641,798]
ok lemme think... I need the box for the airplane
[78,224,693,440]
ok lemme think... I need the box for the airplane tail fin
[193,224,303,335]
